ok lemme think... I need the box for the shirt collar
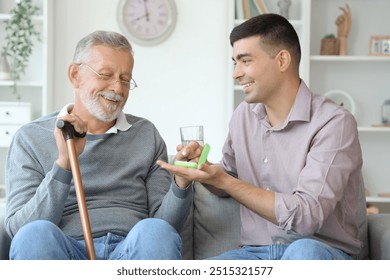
[251,80,312,129]
[58,103,132,134]
[288,80,312,123]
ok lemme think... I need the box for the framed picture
[369,35,390,56]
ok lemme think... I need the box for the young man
[5,31,192,260]
[158,14,366,260]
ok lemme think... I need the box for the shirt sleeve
[275,111,362,235]
[220,128,238,177]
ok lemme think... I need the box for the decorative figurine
[277,0,291,19]
[336,4,351,55]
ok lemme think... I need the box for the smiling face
[232,36,283,104]
[70,45,134,122]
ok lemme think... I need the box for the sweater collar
[58,103,132,134]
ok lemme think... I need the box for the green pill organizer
[174,143,210,169]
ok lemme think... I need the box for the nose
[109,80,126,93]
[232,64,243,81]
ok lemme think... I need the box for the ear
[277,50,291,72]
[68,63,80,88]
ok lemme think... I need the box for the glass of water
[180,125,204,146]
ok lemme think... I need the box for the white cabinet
[0,102,32,147]
[0,0,53,185]
[229,0,390,211]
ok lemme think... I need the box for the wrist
[56,157,71,171]
[174,175,192,189]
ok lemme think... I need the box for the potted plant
[1,0,40,100]
[320,34,340,56]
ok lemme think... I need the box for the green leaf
[1,0,41,100]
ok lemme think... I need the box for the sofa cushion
[193,182,241,259]
[368,213,390,260]
[355,178,369,259]
[0,202,10,260]
[179,203,193,259]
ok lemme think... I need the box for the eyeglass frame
[76,63,138,90]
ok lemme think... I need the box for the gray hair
[73,30,133,63]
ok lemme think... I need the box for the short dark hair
[230,13,301,66]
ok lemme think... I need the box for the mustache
[97,91,125,102]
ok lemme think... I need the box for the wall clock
[323,89,356,115]
[117,0,177,46]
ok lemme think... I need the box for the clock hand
[133,14,148,21]
[143,0,150,21]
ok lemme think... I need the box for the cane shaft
[66,139,96,260]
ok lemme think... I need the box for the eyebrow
[98,67,131,78]
[232,52,251,62]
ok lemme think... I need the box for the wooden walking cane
[56,119,96,260]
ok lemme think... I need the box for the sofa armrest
[0,203,10,260]
[368,213,390,260]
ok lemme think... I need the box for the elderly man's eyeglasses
[78,63,137,90]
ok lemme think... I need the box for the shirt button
[263,157,268,163]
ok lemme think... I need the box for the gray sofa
[181,183,390,260]
[1,182,390,260]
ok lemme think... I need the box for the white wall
[53,0,231,162]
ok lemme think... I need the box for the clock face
[118,0,177,46]
[323,89,356,115]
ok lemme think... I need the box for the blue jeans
[9,218,182,260]
[208,239,352,260]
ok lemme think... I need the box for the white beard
[80,90,125,122]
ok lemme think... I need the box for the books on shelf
[253,0,268,14]
[236,0,269,20]
[242,0,250,19]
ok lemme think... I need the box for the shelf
[0,81,43,87]
[310,55,390,62]
[234,84,242,91]
[0,14,44,21]
[366,196,390,203]
[0,184,4,203]
[358,126,390,132]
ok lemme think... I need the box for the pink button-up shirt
[221,81,364,255]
